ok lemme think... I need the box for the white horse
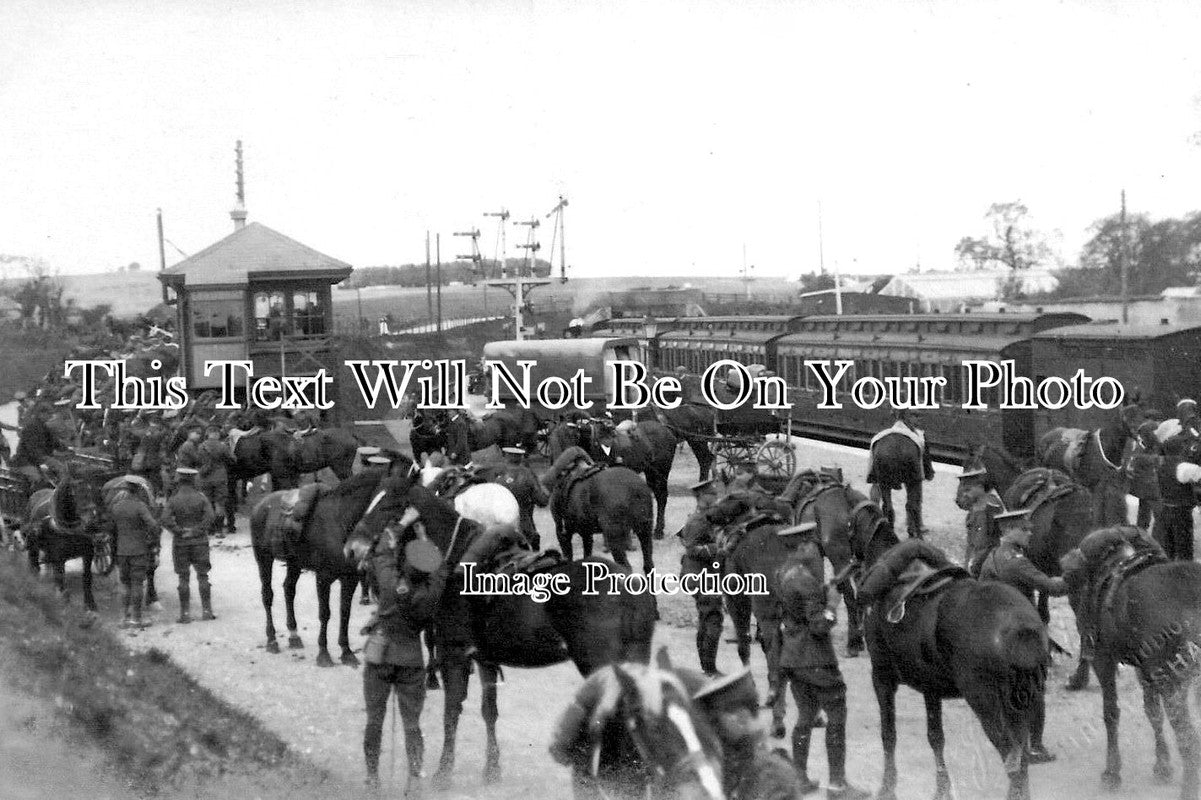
[419,457,520,530]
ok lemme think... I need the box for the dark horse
[1037,401,1144,525]
[849,516,1048,799]
[228,426,360,529]
[344,486,657,786]
[963,445,1100,690]
[542,449,655,573]
[409,409,450,461]
[866,422,933,539]
[1061,527,1201,800]
[248,463,405,666]
[577,418,678,540]
[24,463,113,611]
[442,408,542,464]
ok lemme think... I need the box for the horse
[1037,401,1144,525]
[344,486,658,786]
[964,442,1034,497]
[227,425,359,514]
[1061,527,1201,800]
[866,420,933,539]
[651,404,718,483]
[961,451,1101,690]
[418,459,520,530]
[846,512,1049,800]
[550,657,726,800]
[410,409,450,462]
[442,407,541,464]
[248,462,411,666]
[542,448,655,573]
[582,418,678,540]
[24,463,113,611]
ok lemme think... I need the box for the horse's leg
[433,645,472,787]
[337,574,359,665]
[757,604,786,738]
[52,560,67,601]
[841,575,864,657]
[1097,653,1123,790]
[1139,672,1173,783]
[314,573,335,668]
[358,571,372,605]
[1165,681,1200,800]
[637,522,654,575]
[284,562,303,649]
[224,473,238,533]
[480,661,501,783]
[873,669,900,800]
[688,437,714,482]
[924,693,953,800]
[256,550,280,653]
[650,472,668,540]
[82,550,96,612]
[725,593,752,667]
[879,488,896,533]
[905,479,923,538]
[425,628,440,690]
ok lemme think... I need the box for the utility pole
[486,208,510,279]
[818,200,825,277]
[157,208,169,306]
[485,208,550,341]
[455,227,485,315]
[1120,189,1130,325]
[436,233,443,332]
[425,231,433,322]
[741,243,753,300]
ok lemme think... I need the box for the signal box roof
[158,222,353,288]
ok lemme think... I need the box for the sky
[3,0,1201,280]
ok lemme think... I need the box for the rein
[1093,428,1123,473]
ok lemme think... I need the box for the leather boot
[827,737,870,800]
[130,587,147,629]
[177,585,192,624]
[792,727,819,795]
[405,736,425,799]
[199,580,216,621]
[119,584,133,629]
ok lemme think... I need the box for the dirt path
[36,421,1194,800]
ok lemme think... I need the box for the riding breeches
[693,591,724,674]
[782,667,848,785]
[118,554,150,587]
[363,663,427,778]
[173,540,211,595]
[1154,504,1195,561]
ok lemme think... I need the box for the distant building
[984,286,1201,326]
[0,295,20,322]
[794,289,916,315]
[878,269,1059,312]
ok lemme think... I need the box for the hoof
[482,764,501,785]
[1101,771,1121,792]
[845,647,862,659]
[1153,761,1173,784]
[427,674,441,690]
[431,768,452,790]
[266,640,281,654]
[359,595,372,606]
[875,789,898,800]
[1066,670,1090,691]
[316,651,335,668]
[341,651,361,667]
[288,635,304,649]
[771,721,786,738]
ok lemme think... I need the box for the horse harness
[1086,548,1167,625]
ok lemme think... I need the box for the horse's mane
[327,468,385,499]
[406,485,460,538]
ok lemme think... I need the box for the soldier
[198,425,233,536]
[776,527,870,799]
[678,478,725,677]
[161,466,217,624]
[12,403,63,478]
[977,508,1064,763]
[1127,418,1163,531]
[496,445,549,549]
[360,532,451,798]
[1154,434,1201,560]
[106,478,162,630]
[175,425,203,471]
[14,390,32,427]
[957,467,1006,576]
[1178,398,1200,437]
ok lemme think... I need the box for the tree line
[341,258,553,290]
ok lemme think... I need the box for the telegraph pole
[157,208,169,306]
[546,195,569,283]
[436,234,443,332]
[741,243,753,300]
[1120,189,1130,324]
[486,208,510,278]
[425,232,433,321]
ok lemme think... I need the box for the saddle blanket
[228,427,260,455]
[869,421,925,450]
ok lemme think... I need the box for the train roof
[658,329,783,345]
[1031,322,1201,341]
[776,331,1029,355]
[795,311,1089,325]
[482,337,639,359]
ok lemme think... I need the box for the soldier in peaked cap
[161,466,216,623]
[360,528,451,798]
[957,466,1006,576]
[1154,432,1201,560]
[482,445,548,549]
[678,476,726,676]
[978,508,1064,764]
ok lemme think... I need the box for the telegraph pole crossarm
[487,214,549,341]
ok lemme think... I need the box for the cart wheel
[756,439,796,480]
[714,439,755,479]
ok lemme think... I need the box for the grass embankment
[0,552,351,799]
[0,328,77,399]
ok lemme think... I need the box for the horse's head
[704,494,753,528]
[605,663,726,800]
[346,481,457,567]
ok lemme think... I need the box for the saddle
[228,427,260,455]
[272,482,333,557]
[492,547,565,578]
[792,476,843,520]
[1011,468,1078,516]
[1088,547,1167,623]
[429,466,487,501]
[881,561,966,623]
[716,511,787,556]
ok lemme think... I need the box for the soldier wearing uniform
[1128,419,1163,531]
[161,466,217,624]
[106,479,162,630]
[978,508,1064,764]
[496,446,549,549]
[174,425,203,472]
[958,467,1006,576]
[361,533,451,798]
[198,425,233,535]
[1154,434,1201,561]
[131,415,168,494]
[776,524,870,800]
[678,478,725,676]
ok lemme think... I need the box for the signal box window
[293,291,326,336]
[191,299,244,340]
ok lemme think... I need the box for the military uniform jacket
[367,550,448,666]
[964,491,1004,575]
[1159,455,1198,507]
[134,427,166,469]
[778,567,839,680]
[161,485,215,540]
[108,496,162,557]
[978,541,1065,605]
[197,439,231,485]
[13,417,60,468]
[678,511,720,575]
[175,440,202,470]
